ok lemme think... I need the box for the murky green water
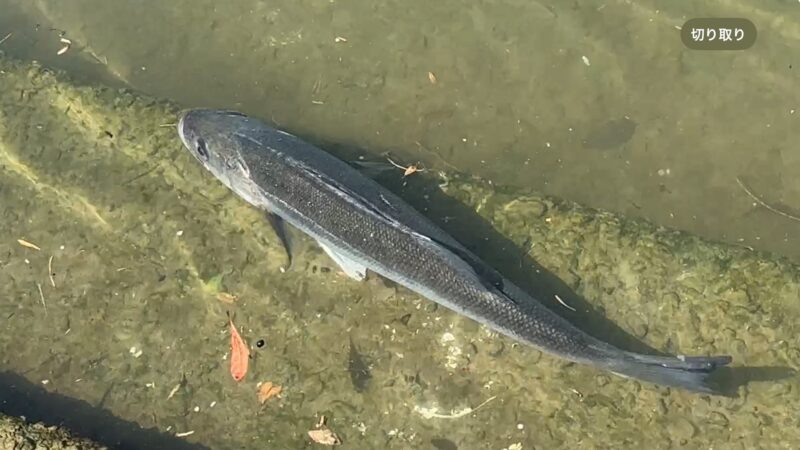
[0,1,799,449]
[2,0,800,260]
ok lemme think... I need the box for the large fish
[177,109,731,394]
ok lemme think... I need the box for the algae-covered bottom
[0,412,108,450]
[0,54,798,449]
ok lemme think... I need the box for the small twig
[57,37,71,56]
[0,32,12,46]
[167,383,181,399]
[554,294,576,312]
[736,176,800,223]
[123,165,158,185]
[466,395,496,414]
[415,395,497,419]
[48,255,56,287]
[36,283,47,316]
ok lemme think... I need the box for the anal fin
[318,242,367,281]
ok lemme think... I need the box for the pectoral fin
[318,242,367,281]
[266,212,292,268]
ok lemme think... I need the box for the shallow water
[1,0,799,260]
[0,1,799,449]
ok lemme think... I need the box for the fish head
[178,109,265,204]
[177,109,251,176]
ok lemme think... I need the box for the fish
[227,312,249,381]
[178,109,732,394]
[431,438,458,450]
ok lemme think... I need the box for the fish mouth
[176,109,191,147]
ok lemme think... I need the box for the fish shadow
[712,366,796,396]
[315,139,795,394]
[0,371,209,450]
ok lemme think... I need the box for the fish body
[178,109,731,394]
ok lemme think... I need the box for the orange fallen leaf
[257,382,283,404]
[227,313,249,381]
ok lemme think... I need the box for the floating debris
[386,156,425,177]
[48,255,56,287]
[167,382,181,400]
[216,292,238,304]
[17,239,41,251]
[57,37,72,56]
[554,294,576,312]
[414,395,497,420]
[428,71,438,84]
[228,313,250,381]
[175,431,194,438]
[257,381,283,404]
[308,416,342,446]
[36,283,47,315]
[736,176,800,223]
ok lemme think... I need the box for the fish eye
[195,138,209,160]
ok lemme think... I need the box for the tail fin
[607,352,732,395]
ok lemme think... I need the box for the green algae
[0,413,108,450]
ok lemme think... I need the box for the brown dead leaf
[307,428,341,446]
[257,382,283,404]
[308,416,342,445]
[17,239,41,251]
[216,292,238,304]
[385,156,425,177]
[403,165,419,177]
